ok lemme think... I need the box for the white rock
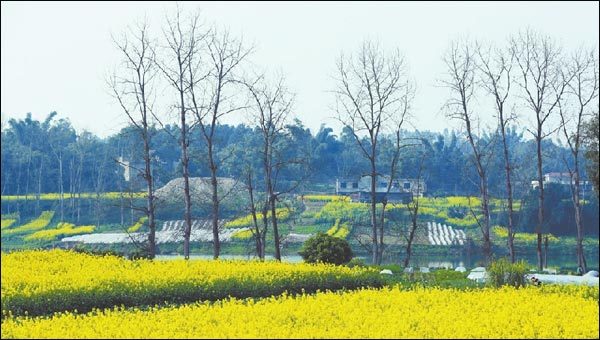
[467,271,488,283]
[403,267,414,273]
[420,267,430,273]
[583,270,599,277]
[380,269,393,275]
[455,266,466,272]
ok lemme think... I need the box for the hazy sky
[1,1,598,138]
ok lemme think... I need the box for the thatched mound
[155,177,245,205]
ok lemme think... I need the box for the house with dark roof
[336,175,425,203]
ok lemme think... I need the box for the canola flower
[326,219,351,239]
[231,229,253,240]
[23,223,95,241]
[2,285,598,339]
[127,216,148,233]
[1,211,55,236]
[314,201,369,222]
[1,249,382,317]
[0,219,16,230]
[492,226,559,243]
[225,208,291,228]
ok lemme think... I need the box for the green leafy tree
[299,232,353,265]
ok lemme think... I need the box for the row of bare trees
[442,29,598,270]
[334,29,596,268]
[110,9,296,260]
[109,8,596,268]
[334,41,415,265]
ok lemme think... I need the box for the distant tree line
[3,113,595,199]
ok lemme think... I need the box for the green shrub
[346,258,366,268]
[71,247,125,258]
[299,232,353,265]
[487,258,528,288]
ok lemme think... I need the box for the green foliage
[375,268,479,289]
[487,258,528,288]
[345,258,367,268]
[71,247,126,258]
[299,232,353,265]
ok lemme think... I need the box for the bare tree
[510,28,572,270]
[188,27,252,259]
[156,9,208,259]
[334,40,413,265]
[558,48,598,273]
[244,74,295,261]
[477,43,517,262]
[244,165,266,259]
[109,20,159,258]
[402,147,426,267]
[442,39,493,262]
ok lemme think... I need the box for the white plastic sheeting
[427,222,466,245]
[61,219,248,244]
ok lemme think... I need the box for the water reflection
[155,253,599,271]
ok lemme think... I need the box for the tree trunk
[536,133,544,271]
[25,144,32,204]
[180,103,193,260]
[247,172,263,259]
[261,202,269,259]
[37,160,42,215]
[573,162,586,273]
[465,114,492,262]
[270,193,281,261]
[143,135,156,258]
[58,152,64,222]
[370,165,378,265]
[403,213,418,267]
[500,126,516,263]
[76,154,83,224]
[480,176,492,261]
[208,145,220,259]
[378,200,387,265]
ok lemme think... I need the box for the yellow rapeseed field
[225,208,291,228]
[2,211,54,236]
[23,222,95,241]
[2,285,598,339]
[1,249,382,316]
[0,219,16,229]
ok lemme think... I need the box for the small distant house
[336,175,426,203]
[531,172,593,199]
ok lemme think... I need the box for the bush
[487,258,528,288]
[299,232,353,265]
[346,258,366,268]
[71,247,125,258]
